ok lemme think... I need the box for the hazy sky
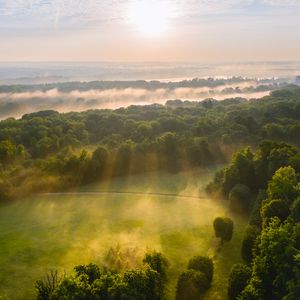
[0,0,300,62]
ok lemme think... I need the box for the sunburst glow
[128,1,172,36]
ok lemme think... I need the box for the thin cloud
[1,0,300,29]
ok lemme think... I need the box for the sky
[0,0,300,62]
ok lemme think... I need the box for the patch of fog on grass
[0,170,245,300]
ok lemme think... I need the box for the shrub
[187,256,213,283]
[176,270,210,300]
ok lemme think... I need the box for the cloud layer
[1,0,299,29]
[1,0,300,61]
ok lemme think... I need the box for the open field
[0,170,246,300]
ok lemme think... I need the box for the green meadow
[0,170,246,300]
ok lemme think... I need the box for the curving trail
[38,191,207,200]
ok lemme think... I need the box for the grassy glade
[0,170,246,300]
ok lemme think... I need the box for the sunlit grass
[0,169,246,300]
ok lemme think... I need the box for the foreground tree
[176,256,213,300]
[35,270,63,300]
[267,166,298,204]
[213,217,234,245]
[229,184,252,214]
[240,219,300,300]
[176,270,210,300]
[36,252,168,300]
[228,264,251,300]
[241,225,260,263]
[261,199,290,225]
[143,251,169,282]
[187,256,213,283]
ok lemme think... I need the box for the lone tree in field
[213,217,234,245]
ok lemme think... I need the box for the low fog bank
[1,61,300,84]
[0,78,286,119]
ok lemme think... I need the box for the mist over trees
[0,77,284,93]
[0,77,288,120]
[1,86,300,201]
[36,252,169,300]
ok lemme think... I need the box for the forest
[1,85,300,299]
[0,77,286,120]
[1,85,300,202]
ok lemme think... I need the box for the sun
[128,1,171,36]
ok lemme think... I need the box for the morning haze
[1,0,300,62]
[1,1,300,300]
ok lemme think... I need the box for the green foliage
[239,276,265,300]
[290,198,300,223]
[242,219,300,300]
[0,140,16,164]
[187,138,214,167]
[74,264,101,285]
[266,144,300,179]
[187,256,213,283]
[207,141,300,237]
[120,268,163,300]
[267,166,298,204]
[208,139,300,299]
[213,147,255,197]
[229,184,252,214]
[1,87,300,201]
[4,86,300,298]
[261,199,290,225]
[176,255,214,300]
[213,217,234,244]
[85,146,108,181]
[227,264,251,300]
[239,166,300,297]
[143,251,169,282]
[176,270,210,300]
[249,190,267,228]
[241,225,260,263]
[36,252,168,300]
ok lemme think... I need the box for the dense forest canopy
[1,85,300,201]
[207,141,300,299]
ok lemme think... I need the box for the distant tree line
[0,77,283,93]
